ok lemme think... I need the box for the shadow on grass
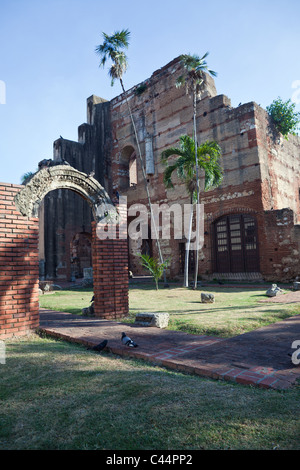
[129,304,299,316]
[2,336,300,450]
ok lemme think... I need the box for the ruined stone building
[39,56,300,283]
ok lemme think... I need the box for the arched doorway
[213,213,260,273]
[0,163,129,339]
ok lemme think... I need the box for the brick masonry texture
[0,183,39,339]
[0,183,129,339]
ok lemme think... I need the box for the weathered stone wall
[40,56,300,282]
[0,183,39,339]
[108,58,300,281]
[255,105,300,218]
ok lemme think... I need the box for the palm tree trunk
[119,78,166,282]
[193,88,200,290]
[183,196,194,288]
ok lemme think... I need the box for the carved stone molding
[14,165,118,222]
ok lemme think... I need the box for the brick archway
[0,165,128,340]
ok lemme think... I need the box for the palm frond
[95,29,130,83]
[162,163,179,188]
[161,146,186,164]
[177,52,217,95]
[161,135,223,198]
[175,75,185,89]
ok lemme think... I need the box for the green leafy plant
[266,97,300,139]
[138,254,170,290]
[134,83,148,96]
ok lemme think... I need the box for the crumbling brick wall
[0,182,129,339]
[0,183,39,339]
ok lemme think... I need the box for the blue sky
[1,0,300,184]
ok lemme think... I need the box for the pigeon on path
[91,340,108,352]
[121,332,138,348]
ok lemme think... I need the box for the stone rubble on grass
[201,293,215,303]
[135,312,169,328]
[82,302,95,316]
[266,284,283,297]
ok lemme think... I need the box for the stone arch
[14,164,118,223]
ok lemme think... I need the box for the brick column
[92,204,129,319]
[0,183,39,339]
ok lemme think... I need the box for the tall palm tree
[95,30,165,274]
[176,53,217,288]
[161,135,223,287]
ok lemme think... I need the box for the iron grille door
[214,214,259,273]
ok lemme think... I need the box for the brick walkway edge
[39,309,300,391]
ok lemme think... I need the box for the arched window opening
[119,146,137,190]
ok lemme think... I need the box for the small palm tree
[176,53,217,288]
[95,30,166,276]
[161,135,223,287]
[139,254,170,290]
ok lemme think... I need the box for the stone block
[135,312,169,328]
[266,284,283,297]
[82,302,95,316]
[201,293,215,303]
[293,281,300,291]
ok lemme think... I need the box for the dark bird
[121,332,138,348]
[60,135,63,139]
[91,295,94,303]
[91,340,108,352]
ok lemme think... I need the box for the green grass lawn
[0,334,299,450]
[39,283,300,338]
[39,287,94,315]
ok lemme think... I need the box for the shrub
[266,97,300,139]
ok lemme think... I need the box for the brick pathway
[38,308,300,390]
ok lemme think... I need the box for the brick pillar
[92,204,129,319]
[0,183,39,339]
